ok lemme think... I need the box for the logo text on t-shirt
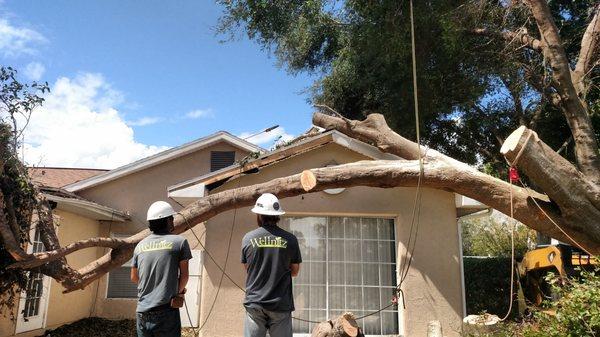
[137,240,174,253]
[250,236,288,248]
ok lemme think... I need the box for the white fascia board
[455,194,488,209]
[168,183,206,207]
[64,132,262,192]
[330,131,399,160]
[45,194,129,222]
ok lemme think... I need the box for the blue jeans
[136,308,181,337]
[244,306,292,337]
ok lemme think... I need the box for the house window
[280,217,399,335]
[107,234,137,299]
[210,151,236,172]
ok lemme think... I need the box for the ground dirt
[38,317,197,337]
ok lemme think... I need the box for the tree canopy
[218,0,599,175]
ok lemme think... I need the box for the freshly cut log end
[340,312,359,337]
[301,170,317,191]
[310,313,364,337]
[500,125,528,154]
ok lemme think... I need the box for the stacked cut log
[311,313,364,337]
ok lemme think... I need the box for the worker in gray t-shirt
[131,201,192,337]
[241,193,302,337]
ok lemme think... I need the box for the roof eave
[64,131,262,192]
[45,194,130,222]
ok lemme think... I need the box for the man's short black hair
[258,214,280,227]
[148,216,173,234]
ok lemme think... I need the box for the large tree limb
[573,4,600,97]
[60,157,581,293]
[525,0,600,184]
[7,237,128,269]
[10,112,600,293]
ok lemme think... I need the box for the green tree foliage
[217,0,599,175]
[0,66,48,318]
[470,270,600,336]
[461,214,535,258]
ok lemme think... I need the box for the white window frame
[282,215,401,337]
[105,233,137,300]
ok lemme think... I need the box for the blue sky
[1,1,317,168]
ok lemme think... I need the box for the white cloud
[239,127,294,148]
[23,62,45,81]
[0,18,46,57]
[127,116,161,126]
[185,109,213,119]
[21,73,169,169]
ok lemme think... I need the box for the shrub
[463,257,518,319]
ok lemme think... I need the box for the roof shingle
[28,167,108,188]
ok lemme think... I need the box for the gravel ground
[39,317,198,337]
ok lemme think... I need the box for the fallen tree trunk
[5,112,599,292]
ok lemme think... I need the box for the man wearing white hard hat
[131,201,192,337]
[241,193,302,337]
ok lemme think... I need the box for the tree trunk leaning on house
[0,0,598,307]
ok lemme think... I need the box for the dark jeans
[244,306,292,337]
[136,307,181,337]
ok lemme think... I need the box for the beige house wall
[194,143,463,337]
[80,142,250,319]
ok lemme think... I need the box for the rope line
[397,0,426,300]
[500,178,516,321]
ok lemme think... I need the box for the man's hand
[130,267,139,284]
[290,263,300,277]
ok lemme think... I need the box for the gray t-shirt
[132,233,192,312]
[241,225,302,312]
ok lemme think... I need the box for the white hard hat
[251,193,285,216]
[147,201,176,221]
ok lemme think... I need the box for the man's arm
[290,263,300,277]
[178,260,189,294]
[130,267,139,283]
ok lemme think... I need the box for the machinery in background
[517,234,597,310]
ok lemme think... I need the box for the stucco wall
[45,211,103,327]
[81,142,250,319]
[194,143,463,337]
